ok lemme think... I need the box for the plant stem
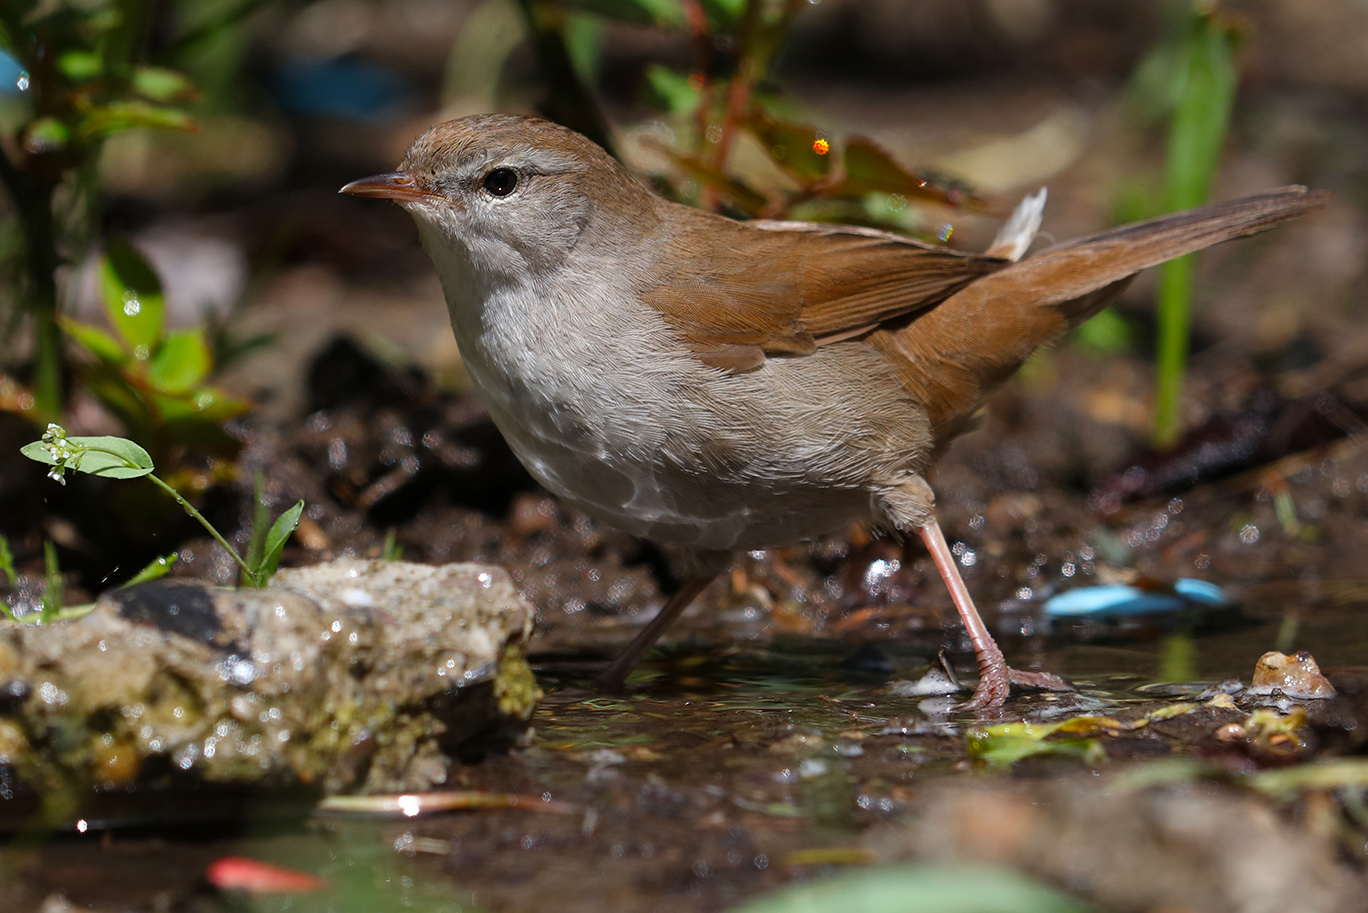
[145,472,260,586]
[1152,253,1195,448]
[0,145,63,417]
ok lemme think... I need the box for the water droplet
[16,71,30,92]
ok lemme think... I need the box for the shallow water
[5,581,1365,913]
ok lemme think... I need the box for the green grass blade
[0,534,14,587]
[1152,8,1242,448]
[252,500,304,586]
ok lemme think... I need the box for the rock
[1250,650,1337,699]
[0,559,540,802]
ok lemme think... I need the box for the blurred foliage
[61,233,251,462]
[1,1,267,573]
[0,0,201,417]
[0,1,281,596]
[726,863,1097,913]
[509,0,1001,234]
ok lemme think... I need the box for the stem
[707,0,762,175]
[145,472,259,586]
[0,144,63,417]
[1152,253,1194,449]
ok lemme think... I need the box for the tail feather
[991,185,1328,322]
[870,185,1327,443]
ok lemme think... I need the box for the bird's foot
[954,663,1075,711]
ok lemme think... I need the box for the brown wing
[639,208,1008,372]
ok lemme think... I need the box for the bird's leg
[597,574,718,691]
[916,518,1073,710]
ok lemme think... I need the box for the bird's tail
[871,185,1328,441]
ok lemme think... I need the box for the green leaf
[1166,12,1241,211]
[643,64,700,114]
[966,718,1109,768]
[842,136,992,211]
[60,318,127,362]
[745,111,832,181]
[569,0,685,27]
[99,235,165,354]
[124,553,179,586]
[22,117,69,154]
[1251,758,1368,799]
[381,528,403,561]
[727,863,1096,913]
[22,435,154,479]
[149,330,211,393]
[57,50,102,82]
[79,100,196,140]
[71,367,152,433]
[564,13,605,84]
[251,500,304,586]
[658,148,770,215]
[699,0,746,29]
[1071,309,1135,354]
[131,65,198,103]
[152,387,251,422]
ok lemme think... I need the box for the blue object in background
[1043,577,1234,620]
[0,50,28,96]
[268,55,411,121]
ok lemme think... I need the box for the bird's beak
[339,171,437,203]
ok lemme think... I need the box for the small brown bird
[342,114,1324,709]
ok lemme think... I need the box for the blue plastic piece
[269,56,410,120]
[0,51,26,96]
[1043,577,1234,620]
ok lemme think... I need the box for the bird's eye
[483,168,519,197]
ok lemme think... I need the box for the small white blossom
[40,423,72,484]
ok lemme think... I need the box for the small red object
[205,856,327,893]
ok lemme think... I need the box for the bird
[341,113,1325,709]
